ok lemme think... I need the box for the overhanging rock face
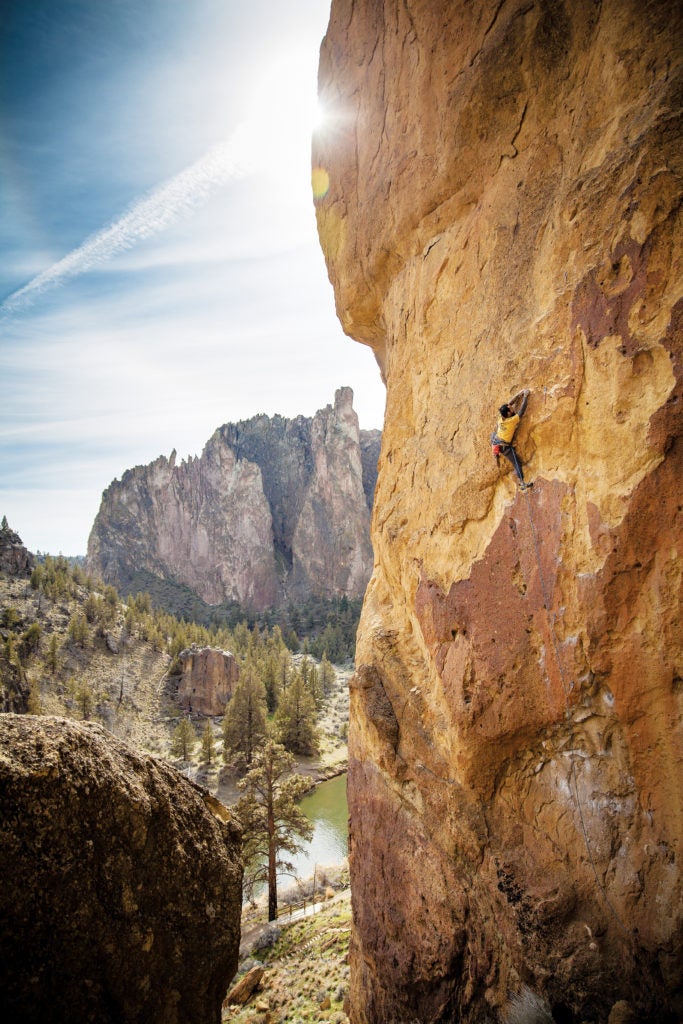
[313,1,683,1021]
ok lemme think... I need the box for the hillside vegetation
[0,556,350,787]
[226,891,352,1023]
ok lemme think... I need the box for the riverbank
[239,861,350,959]
[205,663,350,807]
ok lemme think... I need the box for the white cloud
[0,134,251,316]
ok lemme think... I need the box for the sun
[235,51,330,186]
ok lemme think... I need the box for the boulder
[224,965,265,1007]
[177,645,240,716]
[0,714,243,1024]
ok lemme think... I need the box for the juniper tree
[201,720,216,764]
[67,611,89,648]
[45,633,60,675]
[75,679,95,720]
[236,739,314,921]
[318,652,336,695]
[20,622,41,658]
[261,652,281,713]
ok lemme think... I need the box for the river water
[285,772,348,884]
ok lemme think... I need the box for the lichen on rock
[0,714,243,1024]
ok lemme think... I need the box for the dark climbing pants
[499,443,525,484]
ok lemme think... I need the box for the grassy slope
[225,892,352,1024]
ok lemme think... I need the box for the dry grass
[224,892,351,1024]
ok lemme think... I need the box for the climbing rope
[520,485,632,939]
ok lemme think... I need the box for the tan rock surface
[177,645,239,716]
[224,965,265,1007]
[314,1,683,1021]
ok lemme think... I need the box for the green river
[287,772,348,883]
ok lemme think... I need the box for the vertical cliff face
[177,646,240,717]
[314,2,683,1022]
[88,440,279,609]
[87,388,379,611]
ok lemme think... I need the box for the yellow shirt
[496,413,520,443]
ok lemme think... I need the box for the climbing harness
[520,485,632,939]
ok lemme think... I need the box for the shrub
[503,988,554,1024]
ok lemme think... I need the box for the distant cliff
[86,388,380,612]
[314,2,682,1022]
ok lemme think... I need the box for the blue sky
[0,0,385,555]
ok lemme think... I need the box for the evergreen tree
[222,665,267,768]
[75,680,94,720]
[171,717,197,761]
[45,633,60,675]
[67,612,89,648]
[275,670,319,756]
[2,606,20,630]
[29,565,44,591]
[236,739,314,920]
[27,680,42,716]
[201,720,216,764]
[20,622,41,658]
[261,652,281,713]
[319,652,336,695]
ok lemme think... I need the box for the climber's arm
[509,389,530,418]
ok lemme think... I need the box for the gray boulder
[0,714,243,1024]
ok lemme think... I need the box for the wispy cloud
[0,131,249,317]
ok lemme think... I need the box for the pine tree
[46,633,60,675]
[27,680,42,715]
[171,717,197,761]
[67,612,90,649]
[319,652,336,696]
[20,622,42,658]
[275,670,319,756]
[222,665,267,768]
[201,720,216,764]
[236,739,314,921]
[301,655,324,712]
[76,680,94,720]
[261,652,281,713]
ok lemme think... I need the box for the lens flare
[311,167,330,200]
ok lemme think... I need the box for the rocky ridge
[87,388,380,613]
[314,1,682,1022]
[0,518,33,578]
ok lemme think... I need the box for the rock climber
[490,388,533,490]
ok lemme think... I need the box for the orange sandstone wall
[313,1,683,1021]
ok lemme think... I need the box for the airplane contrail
[0,130,248,318]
